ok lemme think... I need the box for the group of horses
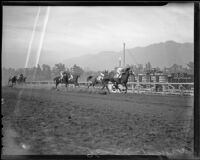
[8,75,26,87]
[54,67,134,93]
[54,73,80,89]
[7,67,134,93]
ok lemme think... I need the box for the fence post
[131,84,134,93]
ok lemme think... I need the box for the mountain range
[63,41,193,71]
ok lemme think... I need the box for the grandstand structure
[125,68,194,96]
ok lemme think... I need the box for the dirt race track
[2,85,194,157]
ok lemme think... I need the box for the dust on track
[2,86,193,156]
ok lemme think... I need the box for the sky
[2,3,194,68]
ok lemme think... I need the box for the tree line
[2,61,194,85]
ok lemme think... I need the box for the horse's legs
[55,81,57,89]
[115,82,121,92]
[124,83,128,94]
[88,83,92,88]
[105,84,110,94]
[101,81,108,90]
[13,81,16,87]
[113,81,118,89]
[56,81,59,90]
[66,84,69,91]
[101,83,105,90]
[75,82,79,87]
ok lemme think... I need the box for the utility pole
[119,57,122,67]
[123,42,125,67]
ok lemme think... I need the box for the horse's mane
[125,67,130,72]
[122,67,131,74]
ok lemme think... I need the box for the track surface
[2,86,193,156]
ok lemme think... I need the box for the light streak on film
[35,6,50,67]
[25,7,41,68]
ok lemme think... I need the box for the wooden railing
[25,81,194,86]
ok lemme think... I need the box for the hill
[63,41,193,71]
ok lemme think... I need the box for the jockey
[100,72,104,77]
[16,74,20,80]
[20,74,23,79]
[97,72,104,81]
[68,73,73,81]
[116,67,124,78]
[60,71,66,81]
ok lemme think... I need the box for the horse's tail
[87,76,93,82]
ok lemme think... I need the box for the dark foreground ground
[2,86,193,157]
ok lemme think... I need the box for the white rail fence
[24,81,194,96]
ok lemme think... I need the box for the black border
[1,155,169,160]
[194,1,200,158]
[1,1,199,160]
[2,1,167,6]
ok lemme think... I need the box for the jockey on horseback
[68,73,73,81]
[60,71,67,82]
[100,72,104,78]
[96,72,104,81]
[115,67,124,78]
[60,71,74,82]
[97,69,108,81]
[16,74,20,80]
[19,74,23,80]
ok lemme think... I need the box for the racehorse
[54,73,69,89]
[67,74,80,87]
[54,73,80,89]
[87,71,108,88]
[102,67,134,93]
[87,75,102,88]
[8,76,17,87]
[17,76,26,84]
